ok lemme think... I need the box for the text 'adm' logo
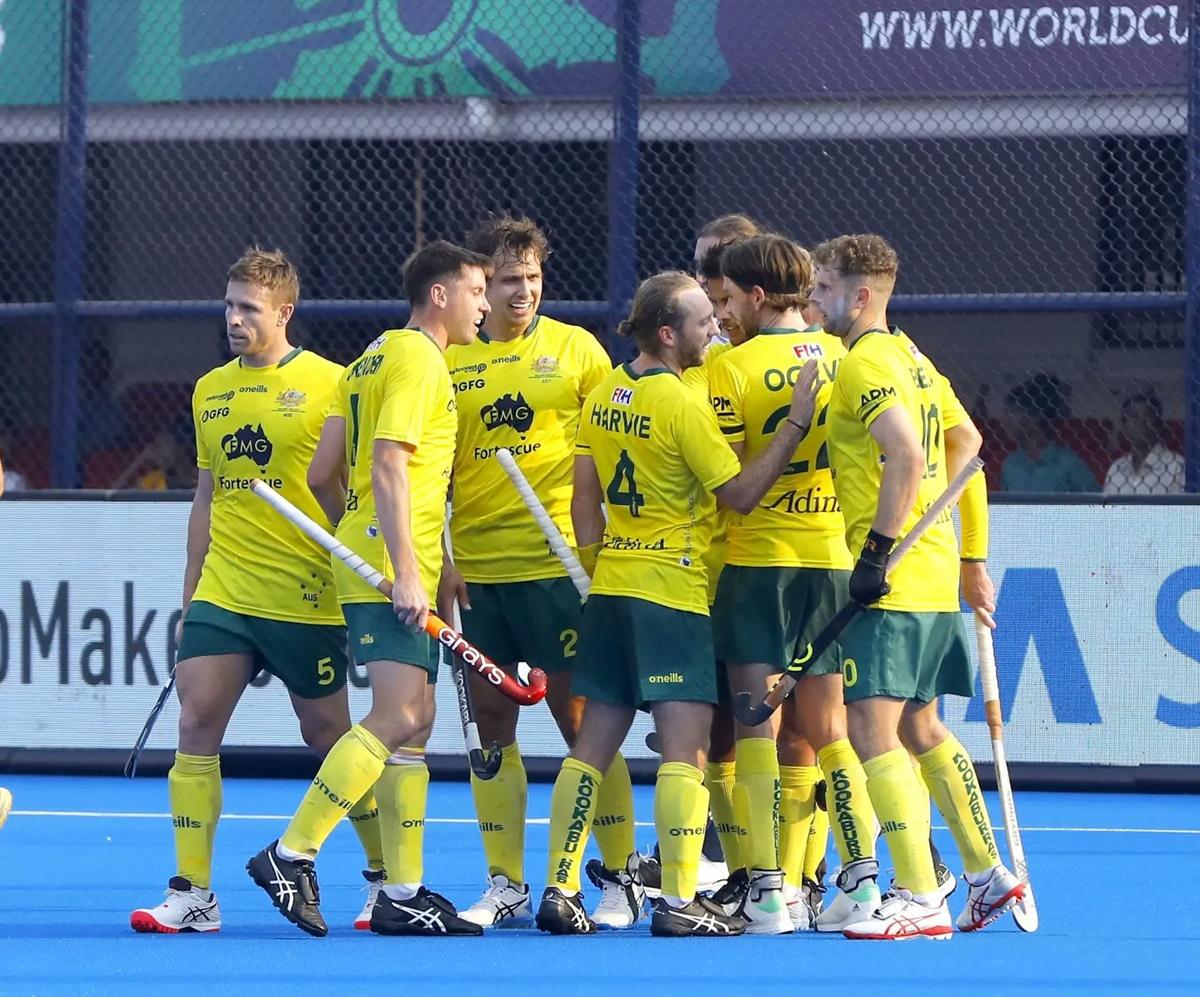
[221,423,274,469]
[480,392,534,435]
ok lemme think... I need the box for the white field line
[9,809,1200,834]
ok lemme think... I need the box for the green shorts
[459,576,581,674]
[178,601,348,700]
[342,603,442,682]
[573,594,717,710]
[839,609,973,704]
[713,565,850,677]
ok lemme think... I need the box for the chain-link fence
[0,0,1195,493]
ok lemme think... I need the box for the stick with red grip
[250,479,547,706]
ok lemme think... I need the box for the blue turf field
[0,775,1197,996]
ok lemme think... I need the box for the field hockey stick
[124,667,176,778]
[443,508,502,779]
[734,456,984,726]
[974,614,1039,932]
[495,447,591,599]
[250,479,547,706]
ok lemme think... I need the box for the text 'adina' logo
[221,424,274,469]
[480,392,534,435]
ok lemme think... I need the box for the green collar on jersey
[622,361,677,380]
[847,326,900,352]
[239,344,303,369]
[758,326,816,336]
[478,313,540,345]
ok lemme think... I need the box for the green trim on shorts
[573,594,716,709]
[178,600,348,699]
[458,577,581,674]
[713,565,850,675]
[341,603,441,681]
[839,609,973,704]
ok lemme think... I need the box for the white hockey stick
[975,614,1039,932]
[494,447,591,599]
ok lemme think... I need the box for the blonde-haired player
[810,233,1024,939]
[537,271,822,936]
[130,248,384,933]
[436,216,640,929]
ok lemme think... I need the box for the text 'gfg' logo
[221,424,274,469]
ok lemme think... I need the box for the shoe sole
[843,927,953,941]
[0,787,11,831]
[459,913,535,929]
[369,922,483,936]
[245,859,327,938]
[650,925,744,937]
[958,883,1026,932]
[129,911,220,934]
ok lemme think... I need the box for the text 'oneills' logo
[221,424,273,469]
[480,392,534,435]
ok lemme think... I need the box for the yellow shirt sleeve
[844,349,903,429]
[376,344,440,448]
[708,353,746,445]
[675,394,741,492]
[577,333,613,401]
[192,383,210,470]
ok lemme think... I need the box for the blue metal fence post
[607,0,640,361]
[1186,0,1200,492]
[51,0,90,488]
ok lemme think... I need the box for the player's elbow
[716,481,756,516]
[946,420,983,462]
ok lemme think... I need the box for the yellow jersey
[444,315,611,582]
[334,329,458,605]
[683,341,734,605]
[191,346,344,624]
[708,327,852,569]
[577,363,740,615]
[827,328,959,612]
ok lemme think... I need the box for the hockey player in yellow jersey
[248,242,493,938]
[704,235,851,933]
[131,248,385,935]
[809,234,1024,940]
[537,271,823,937]
[435,218,640,929]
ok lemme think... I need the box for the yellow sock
[376,749,430,886]
[656,762,709,903]
[348,791,384,872]
[803,800,830,883]
[779,765,819,890]
[704,761,745,872]
[863,747,937,895]
[593,753,635,871]
[545,757,603,895]
[734,737,780,870]
[470,741,527,883]
[281,724,390,857]
[817,738,875,865]
[911,751,931,814]
[918,735,1001,876]
[168,752,221,889]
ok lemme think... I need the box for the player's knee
[176,702,224,755]
[300,716,349,757]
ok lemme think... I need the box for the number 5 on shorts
[316,656,335,686]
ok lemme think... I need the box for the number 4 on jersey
[607,449,646,517]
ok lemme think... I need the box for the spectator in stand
[0,424,29,494]
[1103,388,1184,495]
[113,416,196,491]
[1001,374,1098,493]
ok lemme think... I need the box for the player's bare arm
[570,454,605,547]
[714,359,821,514]
[181,469,215,616]
[307,415,348,527]
[372,438,428,629]
[867,406,924,539]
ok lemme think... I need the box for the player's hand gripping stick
[250,479,547,706]
[734,456,984,726]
